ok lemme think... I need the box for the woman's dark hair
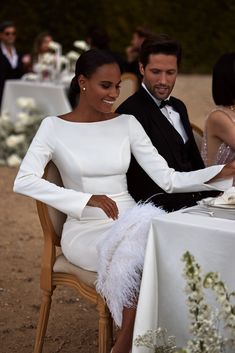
[212,52,235,106]
[68,48,119,108]
[70,48,118,93]
[32,31,52,61]
[139,34,182,68]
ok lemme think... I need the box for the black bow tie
[159,98,173,109]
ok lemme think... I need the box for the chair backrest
[191,123,203,151]
[36,161,66,246]
[112,72,139,111]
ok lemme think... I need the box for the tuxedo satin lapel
[138,89,184,146]
[171,98,193,137]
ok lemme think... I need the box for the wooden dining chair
[34,161,113,353]
[191,122,203,151]
[112,72,139,111]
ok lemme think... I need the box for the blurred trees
[1,0,235,73]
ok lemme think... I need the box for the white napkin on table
[199,187,235,207]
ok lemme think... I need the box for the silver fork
[181,208,214,217]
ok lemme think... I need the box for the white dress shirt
[1,42,18,69]
[142,83,188,143]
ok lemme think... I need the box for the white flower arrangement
[48,40,61,52]
[0,97,44,167]
[134,251,235,353]
[73,40,90,51]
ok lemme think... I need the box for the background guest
[125,25,154,79]
[22,31,53,73]
[86,25,125,71]
[201,52,235,184]
[0,20,24,106]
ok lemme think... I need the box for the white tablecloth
[132,208,235,352]
[1,80,71,120]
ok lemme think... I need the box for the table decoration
[134,251,235,353]
[0,97,44,166]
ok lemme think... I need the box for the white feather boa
[96,202,165,327]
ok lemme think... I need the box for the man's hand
[87,195,119,220]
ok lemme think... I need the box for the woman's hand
[210,161,235,181]
[87,195,119,220]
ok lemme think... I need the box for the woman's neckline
[56,114,122,124]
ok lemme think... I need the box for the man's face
[0,26,16,46]
[140,53,178,101]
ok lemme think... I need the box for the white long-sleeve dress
[14,114,229,326]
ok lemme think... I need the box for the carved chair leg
[33,288,54,353]
[97,297,113,353]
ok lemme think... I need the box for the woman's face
[40,35,53,53]
[82,63,121,114]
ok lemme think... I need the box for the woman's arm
[128,116,233,193]
[13,117,92,219]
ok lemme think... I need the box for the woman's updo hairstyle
[70,48,118,95]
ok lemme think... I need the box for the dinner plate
[206,203,235,210]
[198,198,235,210]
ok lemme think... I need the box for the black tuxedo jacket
[0,46,24,105]
[117,86,218,211]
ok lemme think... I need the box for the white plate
[206,203,235,210]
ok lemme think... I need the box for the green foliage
[1,0,235,73]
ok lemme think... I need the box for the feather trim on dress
[96,202,165,327]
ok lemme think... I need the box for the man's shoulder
[171,96,187,110]
[116,87,152,114]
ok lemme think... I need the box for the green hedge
[1,0,235,73]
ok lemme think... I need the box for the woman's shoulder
[207,107,234,124]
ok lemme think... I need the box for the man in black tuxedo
[0,21,24,106]
[117,34,218,211]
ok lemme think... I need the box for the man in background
[0,21,24,106]
[117,34,218,211]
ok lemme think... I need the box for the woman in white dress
[14,49,235,353]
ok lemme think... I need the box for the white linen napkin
[199,187,235,207]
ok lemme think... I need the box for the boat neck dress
[14,114,228,326]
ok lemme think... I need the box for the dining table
[1,79,71,120]
[132,205,235,353]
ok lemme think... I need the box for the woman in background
[201,52,235,184]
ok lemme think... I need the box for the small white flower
[17,97,37,110]
[73,40,89,51]
[59,55,69,64]
[6,134,25,148]
[17,112,32,125]
[7,154,22,167]
[48,41,61,51]
[0,110,10,121]
[66,50,80,61]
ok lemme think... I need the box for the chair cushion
[53,254,97,288]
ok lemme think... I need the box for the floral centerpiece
[33,41,69,82]
[134,251,235,353]
[0,97,44,167]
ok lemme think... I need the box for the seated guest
[201,52,235,184]
[22,31,53,73]
[117,34,220,211]
[13,49,235,353]
[125,26,154,81]
[0,20,24,106]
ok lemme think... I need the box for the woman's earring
[82,87,86,91]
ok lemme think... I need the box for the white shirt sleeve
[13,117,92,219]
[128,116,232,192]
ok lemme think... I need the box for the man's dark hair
[0,20,15,33]
[139,33,182,68]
